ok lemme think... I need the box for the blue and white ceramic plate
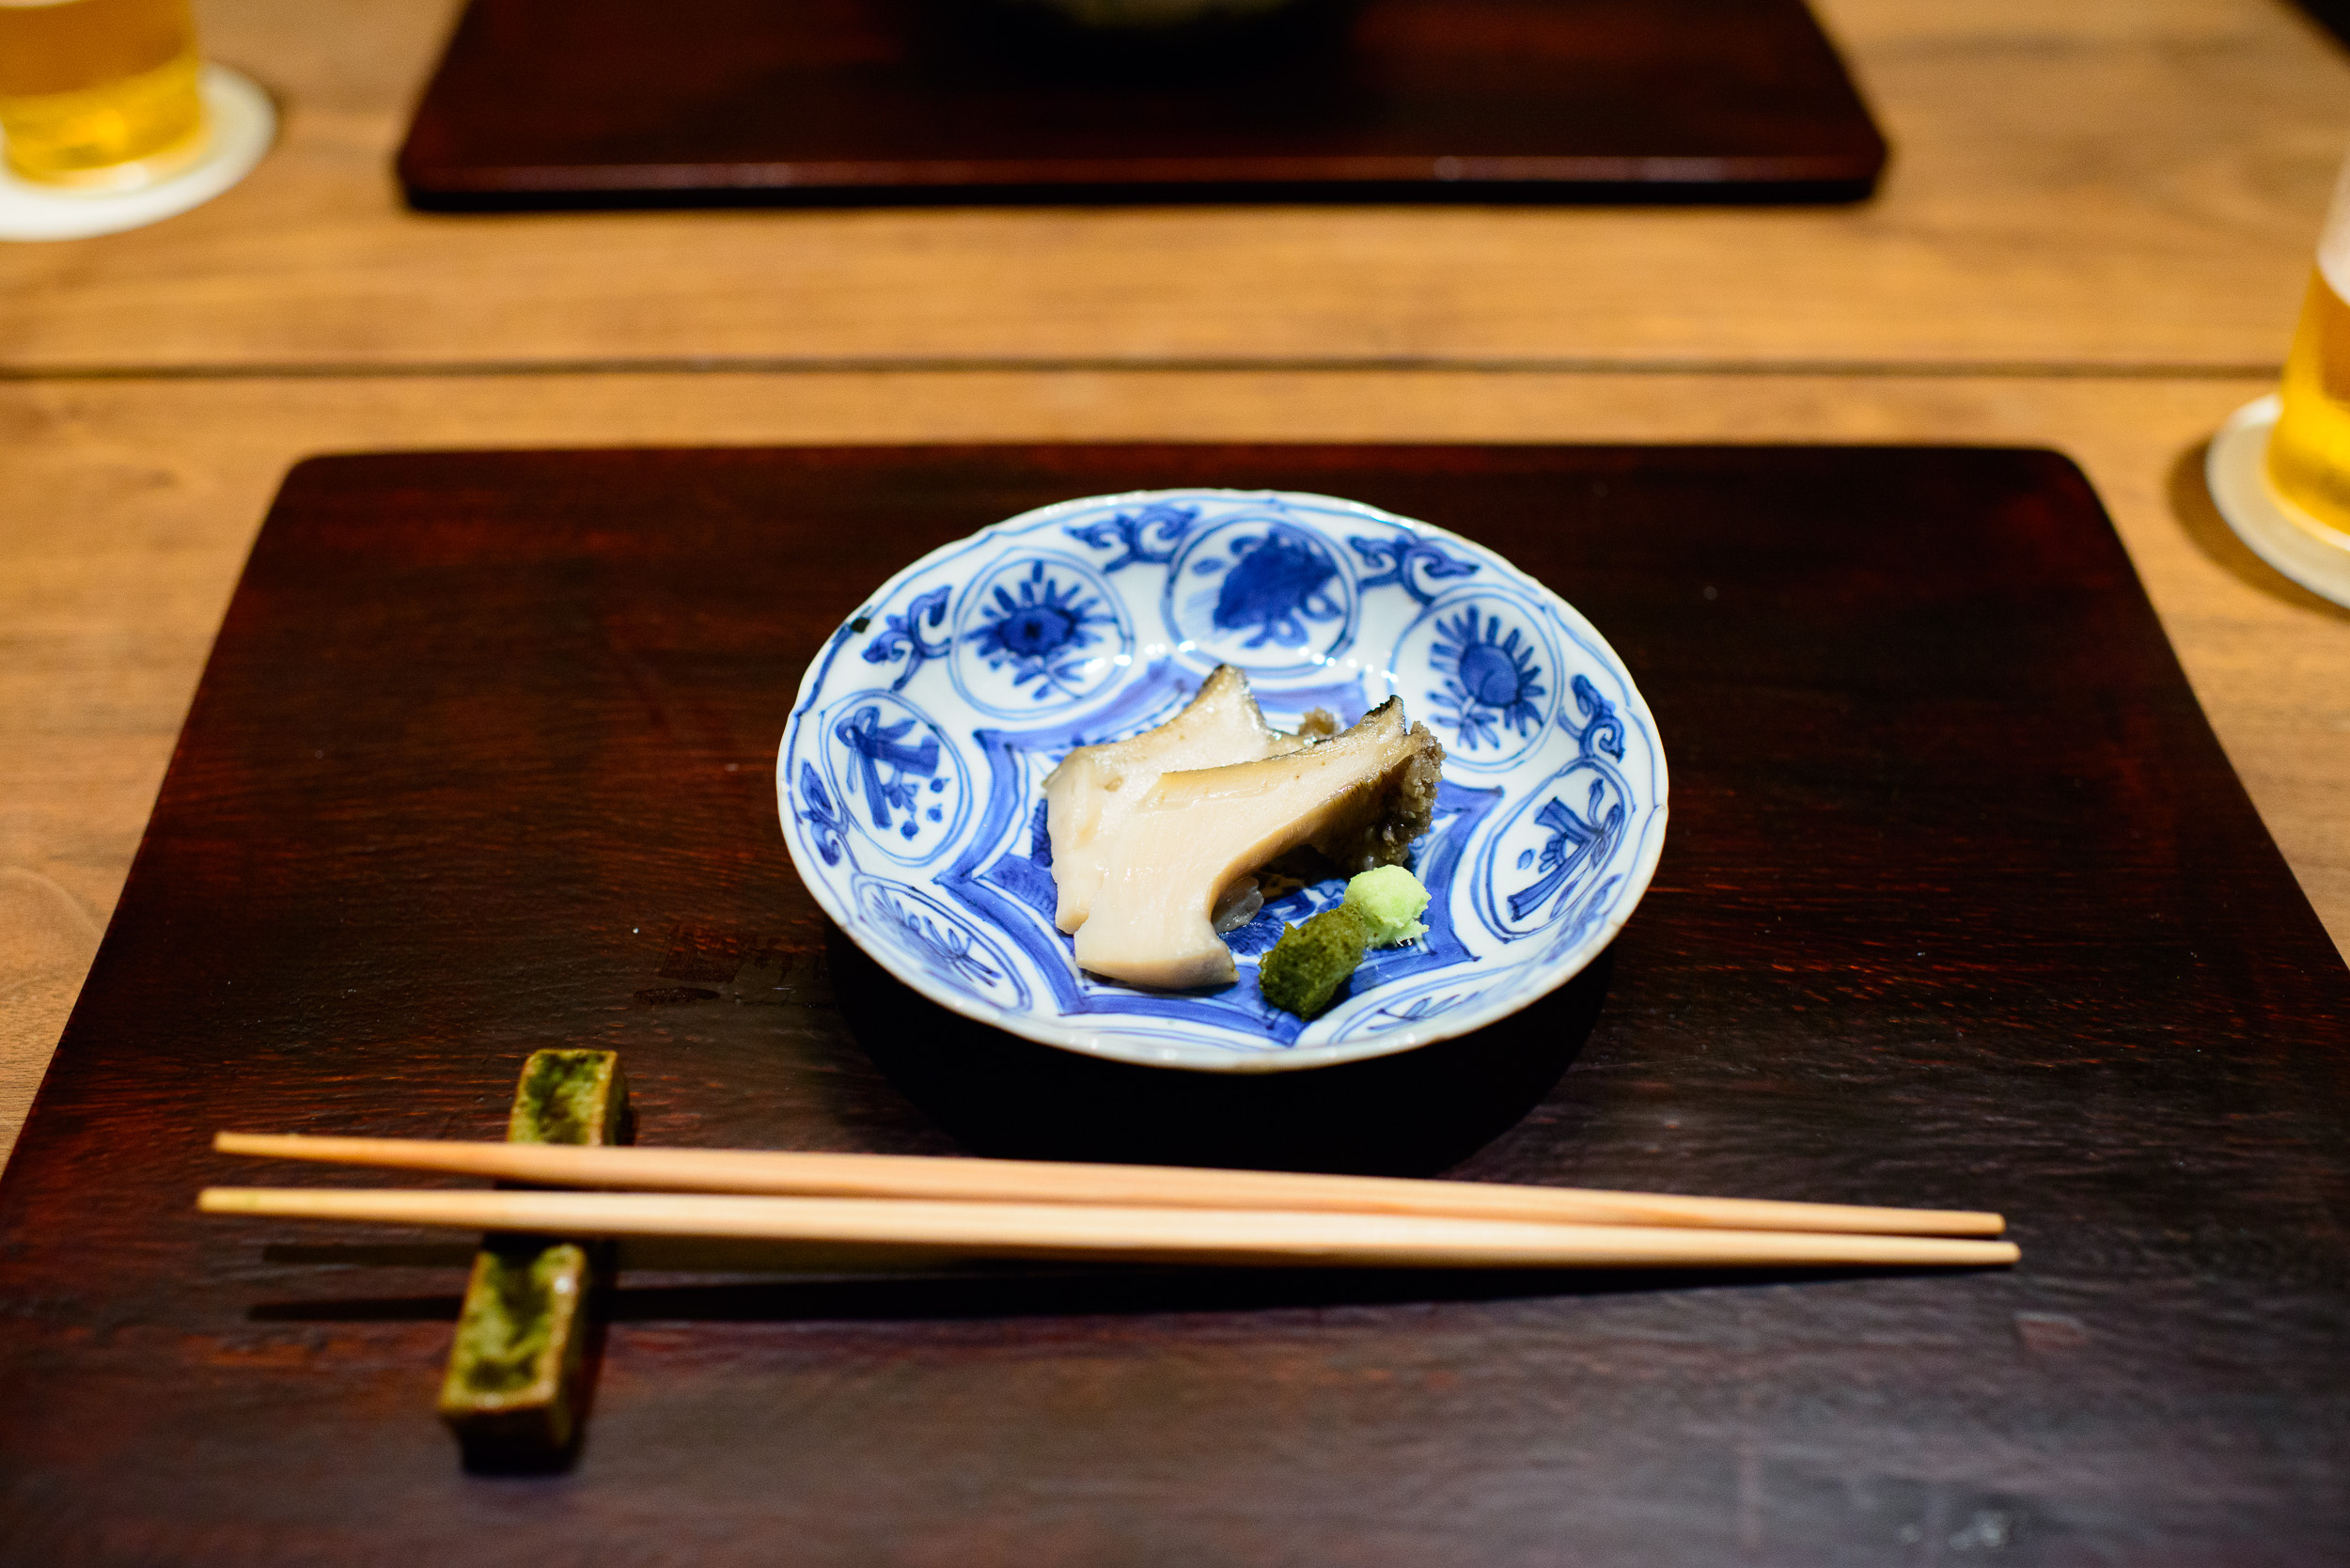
[778,489,1668,1073]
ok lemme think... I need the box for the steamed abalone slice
[1044,665,1313,934]
[1073,698,1445,990]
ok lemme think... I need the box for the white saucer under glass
[0,63,274,243]
[2206,393,2350,610]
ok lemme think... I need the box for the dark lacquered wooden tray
[3,445,2345,1563]
[397,0,1888,209]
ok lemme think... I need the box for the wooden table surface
[4,0,2349,1163]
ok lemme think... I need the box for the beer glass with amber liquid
[0,0,207,189]
[2267,159,2350,541]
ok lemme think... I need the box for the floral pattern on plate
[949,553,1132,716]
[1390,588,1562,770]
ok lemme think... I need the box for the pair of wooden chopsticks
[200,1134,2018,1270]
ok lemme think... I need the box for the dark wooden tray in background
[4,445,2345,1563]
[397,0,1888,209]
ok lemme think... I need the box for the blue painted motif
[1335,986,1488,1039]
[820,690,970,868]
[853,877,1032,1011]
[1065,502,1198,572]
[1163,516,1359,674]
[886,896,1002,987]
[1509,782,1625,922]
[1379,991,1480,1026]
[1350,534,1479,604]
[1204,529,1345,649]
[834,703,942,839]
[1481,669,1636,933]
[964,559,1117,701]
[795,761,846,868]
[1567,672,1626,760]
[1538,871,1624,966]
[1430,607,1548,752]
[859,586,951,692]
[979,798,1059,923]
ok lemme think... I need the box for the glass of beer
[2266,154,2350,541]
[0,0,208,190]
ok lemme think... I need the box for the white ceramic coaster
[0,64,275,243]
[2206,393,2350,610]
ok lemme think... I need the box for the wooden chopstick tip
[214,1131,308,1157]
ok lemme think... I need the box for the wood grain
[4,368,2347,1168]
[0,0,2341,369]
[2,442,2342,1562]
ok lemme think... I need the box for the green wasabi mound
[1258,866,1432,1019]
[1344,864,1431,947]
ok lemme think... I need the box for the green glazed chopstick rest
[437,1049,631,1466]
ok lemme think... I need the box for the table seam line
[0,356,2283,384]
